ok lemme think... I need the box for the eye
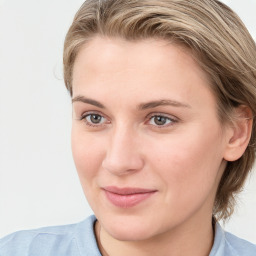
[81,112,108,126]
[86,114,104,124]
[148,115,176,127]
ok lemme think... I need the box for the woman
[1,0,256,255]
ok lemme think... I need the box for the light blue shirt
[0,215,255,255]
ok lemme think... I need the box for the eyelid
[80,110,108,119]
[146,112,179,120]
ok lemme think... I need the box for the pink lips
[103,186,157,208]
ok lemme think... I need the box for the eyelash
[79,112,178,128]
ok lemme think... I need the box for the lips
[103,186,157,208]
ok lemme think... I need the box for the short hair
[63,0,256,220]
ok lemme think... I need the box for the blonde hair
[63,0,256,220]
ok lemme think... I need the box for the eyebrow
[72,96,105,108]
[138,99,191,110]
[72,95,191,110]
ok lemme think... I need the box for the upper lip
[103,186,157,195]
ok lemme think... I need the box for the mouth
[102,186,157,208]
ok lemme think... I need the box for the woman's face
[71,36,231,241]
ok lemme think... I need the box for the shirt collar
[76,216,232,256]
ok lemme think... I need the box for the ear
[223,105,253,162]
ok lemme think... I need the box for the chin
[100,213,162,242]
[108,225,154,241]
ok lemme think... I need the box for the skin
[71,36,249,256]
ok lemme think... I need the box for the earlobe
[223,105,253,162]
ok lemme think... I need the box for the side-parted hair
[63,0,256,220]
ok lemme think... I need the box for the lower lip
[104,190,156,208]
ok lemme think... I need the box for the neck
[95,214,215,256]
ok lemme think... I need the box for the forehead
[72,36,215,110]
[73,36,201,75]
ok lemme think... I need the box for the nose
[102,126,144,176]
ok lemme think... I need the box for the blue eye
[149,115,173,126]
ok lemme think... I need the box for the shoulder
[0,215,100,256]
[224,230,256,256]
[0,222,79,256]
[211,222,256,256]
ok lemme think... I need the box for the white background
[0,0,255,243]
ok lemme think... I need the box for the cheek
[71,128,104,182]
[149,125,225,197]
[71,129,107,212]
